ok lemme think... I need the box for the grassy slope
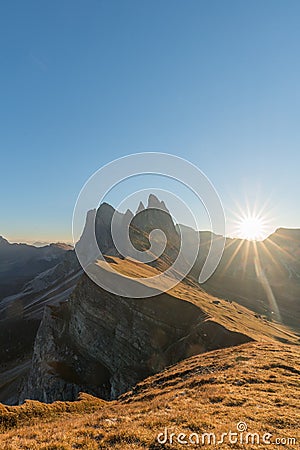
[0,257,299,449]
[0,342,299,449]
[97,257,299,345]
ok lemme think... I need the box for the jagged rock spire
[147,194,169,212]
[136,201,145,214]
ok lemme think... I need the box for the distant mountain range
[0,195,299,406]
[0,237,73,300]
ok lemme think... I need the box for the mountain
[171,225,300,332]
[19,256,298,405]
[77,199,300,333]
[75,195,180,269]
[0,237,72,300]
[32,241,73,248]
[202,229,300,332]
[0,195,299,408]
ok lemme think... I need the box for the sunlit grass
[0,342,299,449]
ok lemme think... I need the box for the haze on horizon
[1,1,300,244]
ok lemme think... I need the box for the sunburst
[237,215,267,241]
[230,198,274,241]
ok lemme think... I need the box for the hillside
[0,341,299,449]
[15,255,298,404]
[93,256,299,346]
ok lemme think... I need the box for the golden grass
[1,341,299,449]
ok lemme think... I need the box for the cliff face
[20,272,251,403]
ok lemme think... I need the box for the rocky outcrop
[20,273,251,403]
[76,194,181,264]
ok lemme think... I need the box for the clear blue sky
[1,0,299,243]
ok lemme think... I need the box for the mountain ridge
[0,195,299,407]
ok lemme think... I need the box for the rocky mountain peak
[147,194,169,212]
[136,201,145,214]
[124,208,134,218]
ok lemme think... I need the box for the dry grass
[0,341,299,449]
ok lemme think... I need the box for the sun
[238,216,266,241]
[231,197,274,241]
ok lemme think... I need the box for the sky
[0,0,300,244]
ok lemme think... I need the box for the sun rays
[238,215,266,241]
[218,200,297,324]
[252,240,282,323]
